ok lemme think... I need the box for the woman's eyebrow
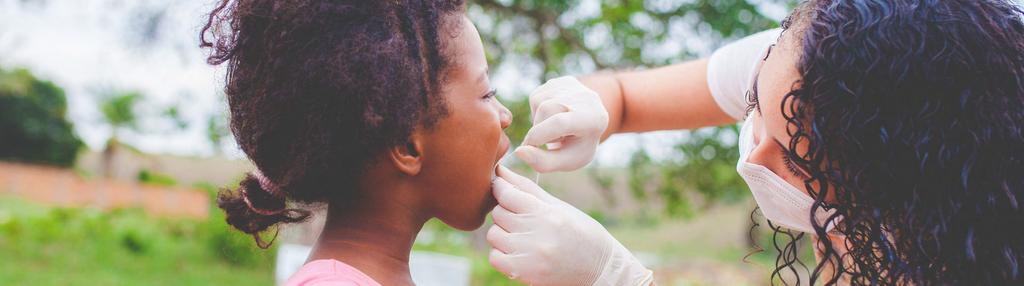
[751,74,763,114]
[746,45,774,116]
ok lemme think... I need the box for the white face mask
[736,118,837,233]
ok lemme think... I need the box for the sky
[0,0,784,166]
[1,0,230,156]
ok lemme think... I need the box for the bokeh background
[0,0,809,285]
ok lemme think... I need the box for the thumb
[492,177,543,214]
[496,165,560,204]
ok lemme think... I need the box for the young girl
[200,1,511,285]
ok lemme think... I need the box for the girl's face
[418,16,512,230]
[746,30,837,203]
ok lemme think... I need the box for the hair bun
[216,172,310,248]
[241,170,284,215]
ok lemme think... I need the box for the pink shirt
[284,259,381,286]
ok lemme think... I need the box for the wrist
[590,237,654,286]
[578,73,623,140]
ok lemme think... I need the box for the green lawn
[0,194,810,286]
[0,195,523,286]
[0,195,276,286]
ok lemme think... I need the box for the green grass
[606,201,817,285]
[414,219,525,286]
[0,195,276,286]
[0,195,523,286]
[0,193,811,286]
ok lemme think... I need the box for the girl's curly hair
[766,0,1024,284]
[198,0,465,248]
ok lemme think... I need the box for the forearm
[578,58,735,140]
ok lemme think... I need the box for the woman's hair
[766,0,1024,284]
[199,0,465,248]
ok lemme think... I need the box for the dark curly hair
[761,0,1024,284]
[198,0,466,248]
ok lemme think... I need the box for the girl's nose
[497,102,512,129]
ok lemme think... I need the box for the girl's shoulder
[284,259,382,286]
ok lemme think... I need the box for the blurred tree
[206,114,230,156]
[587,164,618,207]
[0,67,84,167]
[163,105,188,131]
[98,90,142,178]
[136,169,177,186]
[478,0,796,216]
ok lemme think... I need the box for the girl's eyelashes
[482,89,497,100]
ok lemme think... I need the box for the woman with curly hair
[488,0,1024,285]
[199,0,512,285]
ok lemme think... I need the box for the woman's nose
[746,142,771,166]
[497,101,512,129]
[745,120,771,166]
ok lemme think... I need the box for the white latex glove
[487,165,654,286]
[515,76,609,173]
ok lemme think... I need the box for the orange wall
[0,161,209,219]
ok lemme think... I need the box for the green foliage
[0,67,84,167]
[100,90,142,133]
[587,164,618,206]
[625,127,751,218]
[164,105,188,130]
[498,96,533,147]
[193,181,273,267]
[0,196,276,285]
[473,0,789,71]
[667,126,749,203]
[474,0,796,215]
[206,114,230,154]
[137,169,178,186]
[97,89,144,177]
[200,210,273,267]
[627,149,655,200]
[586,209,610,225]
[415,219,526,286]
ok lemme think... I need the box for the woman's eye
[780,152,808,178]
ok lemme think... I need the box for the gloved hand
[515,76,609,173]
[487,165,654,286]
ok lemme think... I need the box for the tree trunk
[102,137,118,179]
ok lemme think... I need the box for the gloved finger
[490,204,530,233]
[488,248,521,280]
[514,142,595,173]
[485,224,516,254]
[531,94,571,125]
[492,176,544,214]
[528,76,575,112]
[496,165,559,203]
[521,112,576,148]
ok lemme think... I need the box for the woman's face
[418,16,512,230]
[746,30,836,203]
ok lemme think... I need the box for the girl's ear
[388,130,425,176]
